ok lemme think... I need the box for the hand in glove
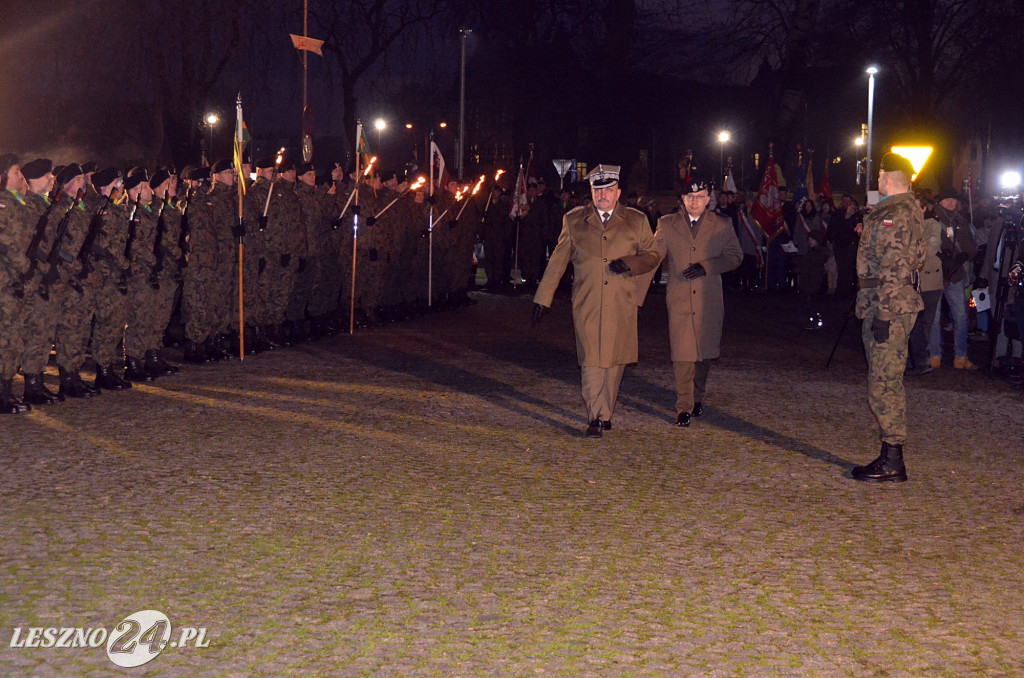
[297,257,307,273]
[231,221,246,239]
[532,303,547,327]
[871,317,890,344]
[682,263,706,280]
[368,248,378,262]
[608,259,631,275]
[364,215,376,227]
[280,253,291,268]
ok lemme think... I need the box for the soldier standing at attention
[851,152,927,483]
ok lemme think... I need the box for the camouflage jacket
[855,192,927,320]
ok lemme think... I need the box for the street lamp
[374,117,386,147]
[205,113,219,159]
[865,66,878,193]
[717,130,730,183]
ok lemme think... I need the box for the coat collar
[588,202,621,230]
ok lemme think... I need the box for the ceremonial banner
[752,155,785,240]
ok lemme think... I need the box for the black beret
[21,158,52,181]
[378,169,396,183]
[123,167,149,191]
[879,152,915,177]
[91,167,122,189]
[179,164,196,182]
[189,166,211,182]
[254,156,276,170]
[298,162,316,176]
[55,163,83,187]
[211,158,234,175]
[80,161,98,174]
[0,153,19,177]
[149,168,172,189]
[278,157,295,173]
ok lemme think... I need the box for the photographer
[932,193,977,370]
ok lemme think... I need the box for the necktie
[602,212,610,226]
[691,219,698,228]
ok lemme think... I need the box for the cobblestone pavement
[2,289,1023,677]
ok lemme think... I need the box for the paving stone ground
[2,287,1023,677]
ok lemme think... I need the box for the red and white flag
[510,164,528,218]
[430,141,449,190]
[752,155,785,240]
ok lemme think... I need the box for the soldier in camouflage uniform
[852,152,928,483]
[143,168,184,376]
[13,158,61,405]
[0,154,31,413]
[308,165,345,333]
[43,164,97,400]
[479,184,513,291]
[183,161,235,361]
[279,161,313,341]
[79,167,133,391]
[121,168,162,383]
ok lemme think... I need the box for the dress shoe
[852,442,907,483]
[59,367,96,399]
[600,420,612,431]
[125,356,154,383]
[1,378,31,414]
[23,373,60,405]
[95,364,131,390]
[675,411,691,427]
[585,419,603,438]
[692,402,704,417]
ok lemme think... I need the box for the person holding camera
[930,192,977,369]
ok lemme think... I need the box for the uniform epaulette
[622,206,647,218]
[567,205,586,215]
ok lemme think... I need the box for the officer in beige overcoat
[533,164,660,438]
[638,175,742,427]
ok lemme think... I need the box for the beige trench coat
[638,210,742,362]
[535,203,659,367]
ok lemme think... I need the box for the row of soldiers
[0,151,484,414]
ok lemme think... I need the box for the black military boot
[59,367,96,399]
[144,350,173,378]
[21,372,57,405]
[852,442,908,483]
[184,341,212,364]
[125,356,154,383]
[201,337,228,361]
[2,377,31,414]
[95,363,131,390]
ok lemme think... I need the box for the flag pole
[428,130,435,307]
[350,121,362,334]
[235,94,246,360]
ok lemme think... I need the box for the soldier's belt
[858,276,915,289]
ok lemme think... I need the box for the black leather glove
[532,303,547,327]
[871,317,890,344]
[608,259,631,275]
[280,253,291,268]
[351,204,362,216]
[369,248,378,262]
[257,215,268,231]
[974,277,989,289]
[331,216,344,230]
[364,215,376,227]
[448,219,458,230]
[426,194,437,206]
[682,263,706,280]
[421,228,429,238]
[258,257,266,275]
[231,221,246,239]
[297,257,307,273]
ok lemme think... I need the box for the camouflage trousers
[862,312,917,445]
[254,253,296,326]
[183,266,230,343]
[286,256,316,323]
[55,277,95,371]
[90,273,129,366]
[0,285,24,378]
[309,251,343,317]
[20,277,59,374]
[124,274,165,357]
